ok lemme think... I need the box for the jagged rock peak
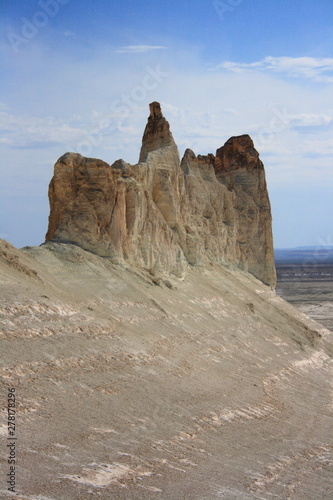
[215,134,262,173]
[45,103,276,287]
[149,100,163,119]
[139,101,177,162]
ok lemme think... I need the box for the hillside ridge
[0,238,332,498]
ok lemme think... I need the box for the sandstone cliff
[46,102,276,287]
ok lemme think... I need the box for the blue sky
[1,0,332,249]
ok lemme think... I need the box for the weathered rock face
[46,103,276,287]
[215,135,276,287]
[139,101,177,162]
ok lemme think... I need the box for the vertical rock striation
[215,135,276,287]
[46,103,276,287]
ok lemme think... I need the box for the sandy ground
[1,240,333,499]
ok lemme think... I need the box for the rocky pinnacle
[139,101,177,163]
[46,102,276,287]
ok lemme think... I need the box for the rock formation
[46,102,276,287]
[139,101,177,162]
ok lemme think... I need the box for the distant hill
[275,247,333,264]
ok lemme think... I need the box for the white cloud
[2,53,332,165]
[115,45,168,54]
[217,56,333,83]
[288,113,332,127]
[0,110,86,149]
[0,137,11,145]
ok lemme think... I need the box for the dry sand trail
[1,239,333,499]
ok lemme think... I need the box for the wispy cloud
[0,110,86,150]
[216,56,333,83]
[287,113,332,128]
[115,45,168,54]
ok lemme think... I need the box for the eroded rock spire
[46,102,276,287]
[139,101,177,162]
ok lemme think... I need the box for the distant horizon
[275,245,333,250]
[1,236,333,254]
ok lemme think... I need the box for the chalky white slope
[1,239,332,499]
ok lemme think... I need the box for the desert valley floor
[276,262,333,332]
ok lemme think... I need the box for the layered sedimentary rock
[46,102,276,287]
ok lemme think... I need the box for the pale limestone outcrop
[46,103,276,286]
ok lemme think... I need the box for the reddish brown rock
[215,135,276,287]
[139,101,177,163]
[46,103,276,287]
